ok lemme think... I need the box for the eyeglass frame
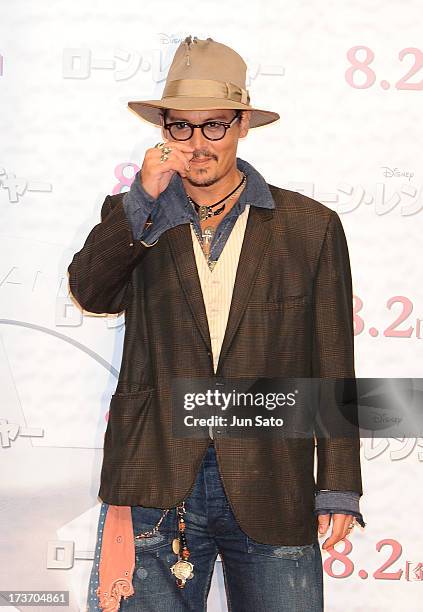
[161,110,242,141]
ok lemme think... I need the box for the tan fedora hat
[128,36,280,129]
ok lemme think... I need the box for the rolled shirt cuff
[314,490,366,528]
[122,171,158,242]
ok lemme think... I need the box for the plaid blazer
[68,184,363,546]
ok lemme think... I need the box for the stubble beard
[185,171,219,188]
[185,150,220,187]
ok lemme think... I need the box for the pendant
[201,226,215,260]
[199,206,209,221]
[202,226,215,245]
[170,559,194,584]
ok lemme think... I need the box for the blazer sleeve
[67,194,154,314]
[312,210,363,496]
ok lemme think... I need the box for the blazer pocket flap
[109,388,155,421]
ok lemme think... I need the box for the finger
[160,141,195,165]
[165,147,193,169]
[322,529,345,550]
[317,514,331,535]
[143,146,193,185]
[333,513,352,536]
[156,140,195,155]
[322,515,353,550]
[156,153,191,177]
[153,147,192,172]
[344,515,356,536]
[167,141,195,153]
[338,513,354,532]
[146,143,193,163]
[144,147,190,174]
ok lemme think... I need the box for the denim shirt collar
[160,157,275,227]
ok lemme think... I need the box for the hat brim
[127,98,280,129]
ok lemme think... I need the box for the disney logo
[381,166,414,181]
[158,34,183,44]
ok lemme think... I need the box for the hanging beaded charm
[170,502,194,588]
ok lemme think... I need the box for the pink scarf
[95,505,135,611]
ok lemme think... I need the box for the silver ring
[159,146,172,163]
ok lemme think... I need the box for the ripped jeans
[89,443,323,612]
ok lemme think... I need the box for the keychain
[134,502,194,588]
[170,502,194,588]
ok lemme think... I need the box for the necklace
[187,171,247,265]
[187,172,247,221]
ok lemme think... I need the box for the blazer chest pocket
[247,294,312,310]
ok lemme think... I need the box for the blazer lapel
[166,224,212,355]
[166,205,274,374]
[217,205,273,375]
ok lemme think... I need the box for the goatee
[185,174,219,187]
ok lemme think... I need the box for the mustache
[191,150,218,161]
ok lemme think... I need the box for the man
[69,36,365,611]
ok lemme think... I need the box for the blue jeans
[90,444,323,611]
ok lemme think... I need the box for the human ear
[239,110,251,138]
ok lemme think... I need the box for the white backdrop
[1,1,422,611]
